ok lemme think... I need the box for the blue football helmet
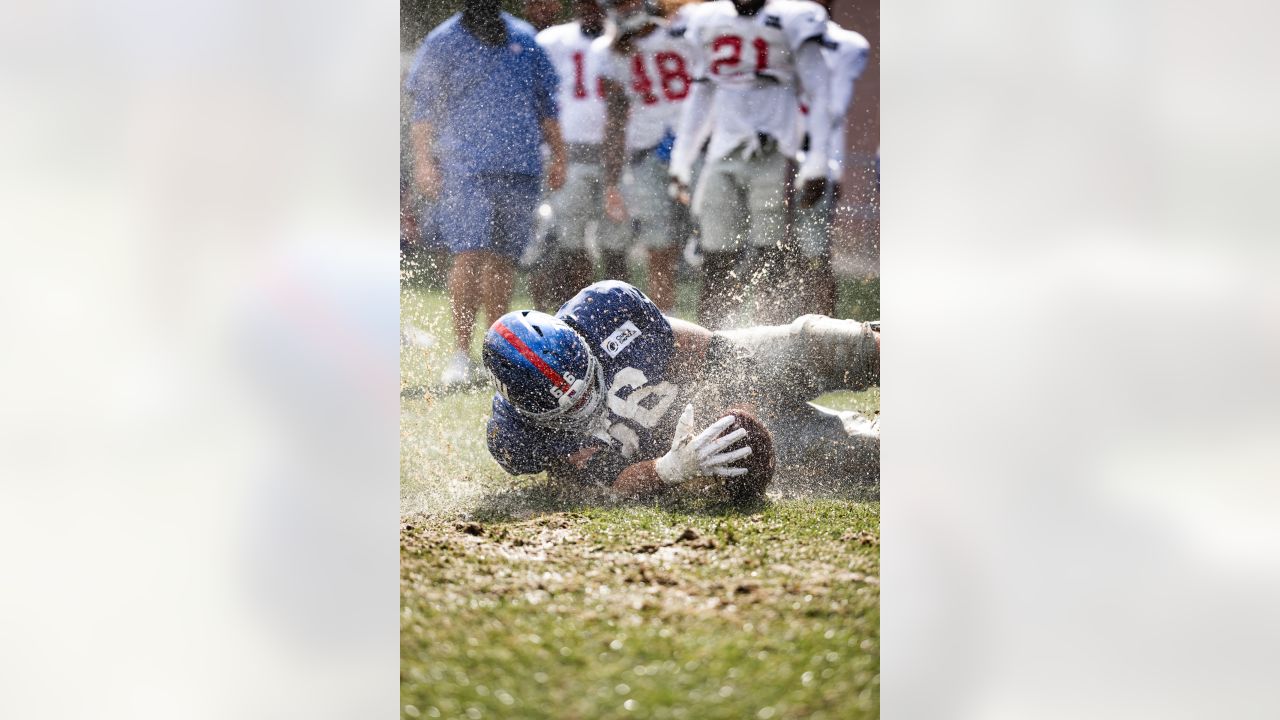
[483,310,607,431]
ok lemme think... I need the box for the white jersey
[671,0,830,179]
[590,19,695,152]
[537,22,609,146]
[809,22,870,179]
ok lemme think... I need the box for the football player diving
[483,280,878,500]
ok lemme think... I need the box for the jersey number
[603,367,678,458]
[631,52,691,104]
[572,51,605,99]
[709,35,770,76]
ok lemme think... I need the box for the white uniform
[590,20,696,248]
[814,22,870,182]
[795,21,871,257]
[668,0,832,255]
[590,21,692,152]
[536,22,625,251]
[669,0,831,183]
[537,21,607,145]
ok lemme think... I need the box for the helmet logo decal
[493,322,572,393]
[600,321,642,359]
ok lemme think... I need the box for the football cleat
[440,350,479,388]
[483,310,607,432]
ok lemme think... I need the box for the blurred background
[400,0,880,298]
[4,0,1280,717]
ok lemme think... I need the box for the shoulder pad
[536,22,573,44]
[777,0,829,49]
[558,281,674,367]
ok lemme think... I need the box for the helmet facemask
[503,349,609,433]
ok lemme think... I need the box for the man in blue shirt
[406,0,568,387]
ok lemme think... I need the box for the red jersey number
[631,54,661,105]
[571,51,605,100]
[633,52,692,103]
[709,35,771,76]
[654,51,691,100]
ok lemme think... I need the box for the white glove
[653,404,753,486]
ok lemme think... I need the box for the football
[719,405,776,502]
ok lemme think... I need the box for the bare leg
[646,246,679,313]
[817,260,837,318]
[447,250,486,353]
[554,250,594,308]
[796,255,836,318]
[481,252,516,329]
[697,250,740,329]
[601,249,629,284]
[745,245,791,325]
[527,234,557,312]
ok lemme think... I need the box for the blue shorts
[437,172,540,259]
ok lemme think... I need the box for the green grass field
[401,276,879,720]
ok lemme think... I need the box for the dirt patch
[402,505,879,624]
[841,530,879,546]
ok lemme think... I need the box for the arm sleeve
[826,37,870,179]
[406,42,440,124]
[668,13,716,180]
[668,78,716,185]
[795,40,832,181]
[486,395,570,476]
[486,416,545,476]
[784,2,829,48]
[598,46,631,185]
[828,35,869,122]
[531,42,560,120]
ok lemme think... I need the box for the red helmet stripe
[494,322,572,393]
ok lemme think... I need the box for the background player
[482,280,879,498]
[536,0,625,307]
[520,0,566,312]
[794,3,870,316]
[406,0,567,387]
[668,0,833,328]
[595,0,698,312]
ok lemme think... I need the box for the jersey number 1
[572,51,604,99]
